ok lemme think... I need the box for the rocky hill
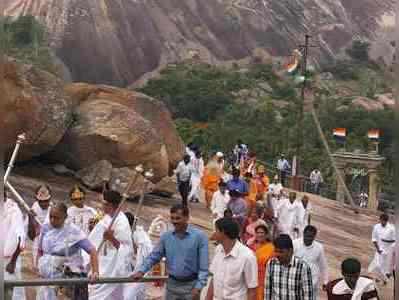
[1,56,184,185]
[3,0,395,87]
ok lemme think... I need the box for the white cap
[216,152,224,157]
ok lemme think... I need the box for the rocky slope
[3,0,395,87]
[1,57,184,182]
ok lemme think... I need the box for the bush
[346,40,370,62]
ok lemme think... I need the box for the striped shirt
[265,255,314,300]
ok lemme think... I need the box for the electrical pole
[295,34,311,177]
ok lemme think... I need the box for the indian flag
[333,128,346,145]
[368,129,380,140]
[333,128,346,137]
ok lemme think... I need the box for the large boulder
[0,57,72,160]
[51,98,170,181]
[64,83,184,171]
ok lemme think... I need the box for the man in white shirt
[189,150,204,203]
[309,169,323,194]
[28,184,52,269]
[277,154,290,186]
[276,191,300,239]
[210,181,230,225]
[206,217,257,300]
[67,185,97,235]
[269,175,283,196]
[175,154,192,206]
[368,213,396,283]
[326,258,379,300]
[293,225,328,298]
[297,195,312,238]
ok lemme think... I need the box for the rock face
[57,83,185,178]
[3,0,394,87]
[0,56,72,161]
[51,98,170,181]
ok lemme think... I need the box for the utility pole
[294,34,311,178]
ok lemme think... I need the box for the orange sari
[201,166,220,208]
[250,242,274,300]
[255,175,269,200]
[245,179,258,210]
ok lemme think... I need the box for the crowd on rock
[2,141,396,300]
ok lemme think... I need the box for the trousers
[165,278,196,300]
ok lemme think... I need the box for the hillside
[3,0,395,87]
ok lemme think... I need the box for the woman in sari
[37,203,99,300]
[241,205,266,245]
[249,224,274,300]
[244,172,258,211]
[201,157,222,208]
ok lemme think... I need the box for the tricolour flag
[333,128,346,137]
[368,129,380,140]
[333,128,346,145]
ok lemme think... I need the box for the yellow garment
[251,243,275,300]
[201,166,220,208]
[245,179,258,210]
[256,175,269,200]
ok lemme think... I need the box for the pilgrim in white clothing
[3,197,26,300]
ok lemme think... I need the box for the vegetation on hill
[140,42,394,206]
[0,15,56,74]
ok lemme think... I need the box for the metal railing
[5,276,168,300]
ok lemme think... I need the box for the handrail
[5,276,168,288]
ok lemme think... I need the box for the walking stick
[3,133,42,226]
[97,165,144,252]
[132,169,154,232]
[4,133,25,184]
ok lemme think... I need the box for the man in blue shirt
[227,168,249,196]
[132,204,209,299]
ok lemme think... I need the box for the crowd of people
[2,140,396,300]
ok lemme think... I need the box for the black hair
[380,213,389,222]
[304,225,318,235]
[218,181,227,187]
[215,217,240,240]
[103,190,122,207]
[224,208,233,217]
[255,224,269,234]
[170,204,190,216]
[232,168,240,176]
[274,234,293,250]
[53,202,68,216]
[342,258,361,274]
[124,211,135,227]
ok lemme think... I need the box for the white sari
[36,223,87,300]
[3,198,26,300]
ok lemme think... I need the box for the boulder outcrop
[0,56,73,161]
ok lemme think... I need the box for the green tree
[346,40,370,62]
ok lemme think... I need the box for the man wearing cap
[67,185,97,235]
[326,258,379,299]
[277,154,291,186]
[265,234,314,300]
[28,185,52,268]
